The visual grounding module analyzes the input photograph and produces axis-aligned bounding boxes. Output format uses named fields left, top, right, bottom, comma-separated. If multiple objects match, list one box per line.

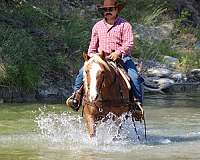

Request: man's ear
left=83, top=52, right=90, bottom=61
left=99, top=51, right=106, bottom=61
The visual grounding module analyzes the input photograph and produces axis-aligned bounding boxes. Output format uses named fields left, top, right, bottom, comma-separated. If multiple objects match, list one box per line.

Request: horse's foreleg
left=85, top=115, right=96, bottom=138
left=83, top=105, right=97, bottom=138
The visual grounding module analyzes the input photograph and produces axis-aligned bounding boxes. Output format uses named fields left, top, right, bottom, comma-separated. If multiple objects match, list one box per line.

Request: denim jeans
left=73, top=55, right=143, bottom=102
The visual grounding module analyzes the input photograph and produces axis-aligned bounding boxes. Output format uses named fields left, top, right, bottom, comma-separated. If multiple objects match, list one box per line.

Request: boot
left=134, top=101, right=144, bottom=121
left=66, top=86, right=84, bottom=111
left=131, top=98, right=144, bottom=121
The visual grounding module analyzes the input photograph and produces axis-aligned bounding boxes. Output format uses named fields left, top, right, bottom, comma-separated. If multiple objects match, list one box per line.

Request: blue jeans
left=73, top=55, right=143, bottom=102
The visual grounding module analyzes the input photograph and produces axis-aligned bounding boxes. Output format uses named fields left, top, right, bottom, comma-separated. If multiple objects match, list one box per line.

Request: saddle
left=108, top=59, right=131, bottom=90
left=72, top=59, right=144, bottom=121
left=107, top=59, right=144, bottom=121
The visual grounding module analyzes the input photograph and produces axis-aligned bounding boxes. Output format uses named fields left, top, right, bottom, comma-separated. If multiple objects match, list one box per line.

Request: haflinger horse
left=81, top=51, right=145, bottom=138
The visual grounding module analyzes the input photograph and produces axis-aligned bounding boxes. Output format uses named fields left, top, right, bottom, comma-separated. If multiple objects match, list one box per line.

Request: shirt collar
left=103, top=16, right=121, bottom=26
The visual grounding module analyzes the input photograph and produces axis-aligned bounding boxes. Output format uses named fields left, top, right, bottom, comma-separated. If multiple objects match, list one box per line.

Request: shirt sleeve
left=88, top=24, right=99, bottom=57
left=115, top=22, right=134, bottom=56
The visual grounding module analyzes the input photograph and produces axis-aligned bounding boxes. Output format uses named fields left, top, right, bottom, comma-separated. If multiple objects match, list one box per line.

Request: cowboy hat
left=97, top=0, right=127, bottom=12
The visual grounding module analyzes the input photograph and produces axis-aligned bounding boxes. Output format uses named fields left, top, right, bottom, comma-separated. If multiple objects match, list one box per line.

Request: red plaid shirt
left=88, top=17, right=134, bottom=57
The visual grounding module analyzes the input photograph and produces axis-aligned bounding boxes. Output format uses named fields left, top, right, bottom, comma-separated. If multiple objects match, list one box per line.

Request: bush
left=0, top=24, right=40, bottom=90
left=0, top=2, right=92, bottom=90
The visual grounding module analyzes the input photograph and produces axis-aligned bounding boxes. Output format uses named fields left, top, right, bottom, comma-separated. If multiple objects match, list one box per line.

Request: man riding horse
left=67, top=0, right=144, bottom=115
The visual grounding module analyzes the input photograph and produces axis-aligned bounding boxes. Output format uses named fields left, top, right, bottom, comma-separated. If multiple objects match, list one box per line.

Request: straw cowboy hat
left=97, top=0, right=127, bottom=12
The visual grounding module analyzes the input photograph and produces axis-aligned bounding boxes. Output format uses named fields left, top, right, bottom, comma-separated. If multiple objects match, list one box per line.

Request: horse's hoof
left=90, top=133, right=96, bottom=138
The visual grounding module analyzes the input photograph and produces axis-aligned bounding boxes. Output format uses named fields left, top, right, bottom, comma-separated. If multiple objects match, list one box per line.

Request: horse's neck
left=102, top=64, right=129, bottom=101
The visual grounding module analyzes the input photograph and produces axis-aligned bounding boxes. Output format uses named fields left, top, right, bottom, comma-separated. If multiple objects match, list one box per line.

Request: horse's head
left=83, top=52, right=112, bottom=102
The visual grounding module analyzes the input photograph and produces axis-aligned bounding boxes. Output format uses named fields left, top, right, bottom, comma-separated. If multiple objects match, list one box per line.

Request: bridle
left=82, top=59, right=147, bottom=142
left=83, top=61, right=131, bottom=112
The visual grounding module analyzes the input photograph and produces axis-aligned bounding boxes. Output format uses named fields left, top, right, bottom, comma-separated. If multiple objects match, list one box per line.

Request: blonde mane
left=83, top=54, right=109, bottom=94
left=83, top=54, right=110, bottom=72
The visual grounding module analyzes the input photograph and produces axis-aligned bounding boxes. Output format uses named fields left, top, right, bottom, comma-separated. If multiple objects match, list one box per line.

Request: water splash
left=35, top=109, right=87, bottom=143
left=35, top=108, right=147, bottom=151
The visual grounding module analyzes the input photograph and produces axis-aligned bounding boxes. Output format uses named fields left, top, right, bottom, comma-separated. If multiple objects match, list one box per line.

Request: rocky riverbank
left=1, top=1, right=200, bottom=104
left=1, top=56, right=200, bottom=104
left=138, top=57, right=200, bottom=94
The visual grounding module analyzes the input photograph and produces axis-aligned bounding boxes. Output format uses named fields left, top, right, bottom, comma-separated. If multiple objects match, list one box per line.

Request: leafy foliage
left=0, top=1, right=91, bottom=90
left=0, top=0, right=200, bottom=91
left=0, top=24, right=40, bottom=89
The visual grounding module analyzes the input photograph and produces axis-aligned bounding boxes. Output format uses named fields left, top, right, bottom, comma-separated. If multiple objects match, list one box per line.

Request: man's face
left=103, top=6, right=118, bottom=20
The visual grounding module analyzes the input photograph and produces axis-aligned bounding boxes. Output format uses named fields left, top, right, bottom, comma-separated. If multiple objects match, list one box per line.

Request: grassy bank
left=0, top=0, right=200, bottom=92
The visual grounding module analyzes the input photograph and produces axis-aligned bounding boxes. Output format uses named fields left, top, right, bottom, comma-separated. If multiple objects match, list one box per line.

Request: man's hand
left=107, top=52, right=121, bottom=61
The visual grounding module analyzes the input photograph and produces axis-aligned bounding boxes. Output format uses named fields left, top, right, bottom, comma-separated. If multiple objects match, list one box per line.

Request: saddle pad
left=109, top=61, right=131, bottom=90
left=118, top=67, right=131, bottom=90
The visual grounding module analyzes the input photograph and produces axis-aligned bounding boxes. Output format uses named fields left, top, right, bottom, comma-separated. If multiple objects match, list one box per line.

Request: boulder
left=0, top=98, right=4, bottom=104
left=147, top=68, right=172, bottom=77
left=134, top=23, right=173, bottom=42
left=153, top=78, right=175, bottom=90
left=163, top=56, right=179, bottom=68
left=188, top=69, right=200, bottom=81
left=170, top=73, right=186, bottom=82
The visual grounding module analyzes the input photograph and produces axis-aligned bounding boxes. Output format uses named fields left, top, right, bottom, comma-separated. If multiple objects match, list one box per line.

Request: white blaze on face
left=89, top=62, right=101, bottom=102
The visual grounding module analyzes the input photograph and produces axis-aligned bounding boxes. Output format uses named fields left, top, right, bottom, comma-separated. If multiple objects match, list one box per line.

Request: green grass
left=1, top=0, right=200, bottom=91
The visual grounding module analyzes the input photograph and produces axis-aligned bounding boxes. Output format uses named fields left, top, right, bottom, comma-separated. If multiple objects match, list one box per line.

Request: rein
left=83, top=60, right=131, bottom=112
left=82, top=56, right=147, bottom=142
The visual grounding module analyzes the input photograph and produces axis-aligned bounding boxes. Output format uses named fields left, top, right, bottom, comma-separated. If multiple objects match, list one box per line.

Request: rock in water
left=147, top=68, right=172, bottom=77
left=153, top=78, right=175, bottom=90
left=163, top=56, right=179, bottom=68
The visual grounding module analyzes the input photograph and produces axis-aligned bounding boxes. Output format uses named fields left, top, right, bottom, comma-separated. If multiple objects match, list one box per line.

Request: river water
left=0, top=91, right=200, bottom=160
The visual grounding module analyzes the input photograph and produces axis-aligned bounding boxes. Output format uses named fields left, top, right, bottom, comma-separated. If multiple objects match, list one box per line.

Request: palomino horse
left=82, top=52, right=144, bottom=138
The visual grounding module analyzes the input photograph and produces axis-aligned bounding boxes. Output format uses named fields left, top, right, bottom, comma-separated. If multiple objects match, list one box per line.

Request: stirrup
left=135, top=101, right=144, bottom=116
left=132, top=100, right=144, bottom=121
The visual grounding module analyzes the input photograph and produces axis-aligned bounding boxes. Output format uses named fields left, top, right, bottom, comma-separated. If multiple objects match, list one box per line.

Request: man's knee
left=128, top=69, right=139, bottom=81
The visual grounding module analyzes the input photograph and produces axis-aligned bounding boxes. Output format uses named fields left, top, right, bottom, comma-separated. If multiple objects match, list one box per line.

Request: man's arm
left=115, top=22, right=134, bottom=56
left=88, top=25, right=99, bottom=57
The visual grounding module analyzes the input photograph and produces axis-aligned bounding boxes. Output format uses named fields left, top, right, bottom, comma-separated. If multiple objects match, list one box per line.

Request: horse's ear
left=83, top=52, right=90, bottom=61
left=99, top=51, right=106, bottom=61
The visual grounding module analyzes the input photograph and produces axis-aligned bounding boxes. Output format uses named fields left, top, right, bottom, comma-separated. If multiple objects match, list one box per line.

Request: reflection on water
left=0, top=91, right=200, bottom=160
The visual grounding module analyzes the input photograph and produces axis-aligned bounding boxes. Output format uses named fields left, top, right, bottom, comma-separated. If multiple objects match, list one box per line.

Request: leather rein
left=82, top=61, right=132, bottom=112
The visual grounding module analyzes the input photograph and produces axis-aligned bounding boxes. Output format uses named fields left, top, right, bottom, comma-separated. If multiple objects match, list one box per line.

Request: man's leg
left=122, top=56, right=143, bottom=103
left=73, top=67, right=84, bottom=92
left=66, top=67, right=84, bottom=111
left=122, top=56, right=144, bottom=120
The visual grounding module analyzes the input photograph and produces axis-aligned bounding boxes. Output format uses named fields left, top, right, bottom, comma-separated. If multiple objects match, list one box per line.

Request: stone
left=170, top=73, right=185, bottom=82
left=163, top=56, right=179, bottom=68
left=134, top=23, right=173, bottom=42
left=190, top=69, right=200, bottom=80
left=147, top=68, right=172, bottom=77
left=0, top=98, right=4, bottom=104
left=153, top=78, right=175, bottom=89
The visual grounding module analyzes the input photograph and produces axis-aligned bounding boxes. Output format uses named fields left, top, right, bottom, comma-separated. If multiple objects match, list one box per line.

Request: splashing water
left=35, top=108, right=146, bottom=152
left=1, top=93, right=200, bottom=160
